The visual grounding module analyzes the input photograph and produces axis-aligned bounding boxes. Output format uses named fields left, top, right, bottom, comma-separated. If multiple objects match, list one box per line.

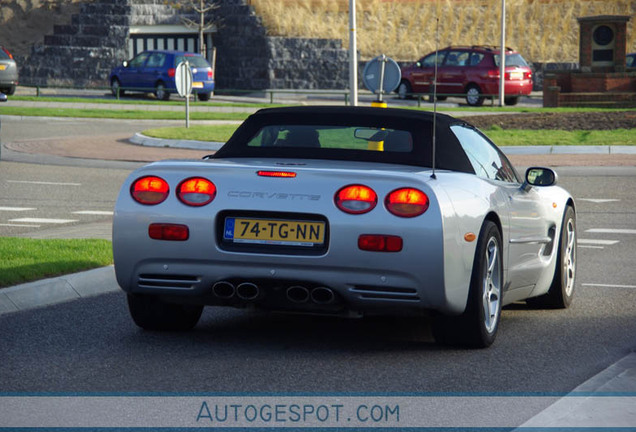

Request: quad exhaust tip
left=311, top=286, right=335, bottom=304
left=287, top=285, right=310, bottom=303
left=236, top=282, right=260, bottom=300
left=212, top=281, right=235, bottom=299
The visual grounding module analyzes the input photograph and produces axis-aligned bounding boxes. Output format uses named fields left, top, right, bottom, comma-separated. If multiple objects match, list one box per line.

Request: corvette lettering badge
left=227, top=191, right=320, bottom=201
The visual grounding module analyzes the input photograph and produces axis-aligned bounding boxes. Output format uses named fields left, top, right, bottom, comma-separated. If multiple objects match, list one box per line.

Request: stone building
left=19, top=0, right=349, bottom=91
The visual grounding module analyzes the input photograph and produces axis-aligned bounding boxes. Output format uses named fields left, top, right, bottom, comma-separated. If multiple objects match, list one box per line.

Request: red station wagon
left=398, top=46, right=533, bottom=106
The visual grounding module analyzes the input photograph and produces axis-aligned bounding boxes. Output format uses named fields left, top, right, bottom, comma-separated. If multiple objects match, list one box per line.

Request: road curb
left=0, top=266, right=119, bottom=316
left=130, top=132, right=224, bottom=151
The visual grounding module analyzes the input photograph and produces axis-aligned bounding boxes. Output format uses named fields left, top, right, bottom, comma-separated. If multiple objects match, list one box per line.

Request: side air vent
left=350, top=285, right=420, bottom=301
left=138, top=274, right=200, bottom=289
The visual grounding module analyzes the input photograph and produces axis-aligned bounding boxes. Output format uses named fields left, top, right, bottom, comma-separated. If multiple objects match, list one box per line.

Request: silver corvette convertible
left=113, top=106, right=576, bottom=348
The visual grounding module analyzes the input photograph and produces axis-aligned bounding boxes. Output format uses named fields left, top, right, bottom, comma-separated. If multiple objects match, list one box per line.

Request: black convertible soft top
left=211, top=106, right=475, bottom=173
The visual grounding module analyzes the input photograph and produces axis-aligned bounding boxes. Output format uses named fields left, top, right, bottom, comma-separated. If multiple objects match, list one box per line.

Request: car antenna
left=431, top=17, right=439, bottom=180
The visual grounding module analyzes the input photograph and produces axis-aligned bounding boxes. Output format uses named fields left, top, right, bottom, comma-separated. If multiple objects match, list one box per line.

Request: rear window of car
left=246, top=125, right=413, bottom=153
left=176, top=55, right=210, bottom=68
left=0, top=49, right=10, bottom=60
left=493, top=53, right=529, bottom=67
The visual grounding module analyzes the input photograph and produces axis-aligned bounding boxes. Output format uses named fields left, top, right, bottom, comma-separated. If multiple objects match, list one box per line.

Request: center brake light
left=385, top=188, right=429, bottom=218
left=178, top=177, right=216, bottom=206
left=335, top=184, right=377, bottom=214
left=131, top=176, right=169, bottom=205
left=257, top=170, right=297, bottom=178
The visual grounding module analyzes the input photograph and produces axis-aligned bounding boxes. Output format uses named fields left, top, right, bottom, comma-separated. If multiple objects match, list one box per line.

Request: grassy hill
left=250, top=0, right=636, bottom=62
left=2, top=0, right=634, bottom=64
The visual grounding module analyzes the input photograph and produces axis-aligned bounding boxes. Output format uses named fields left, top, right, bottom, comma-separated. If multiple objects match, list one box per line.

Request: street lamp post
left=499, top=0, right=506, bottom=107
left=349, top=0, right=358, bottom=106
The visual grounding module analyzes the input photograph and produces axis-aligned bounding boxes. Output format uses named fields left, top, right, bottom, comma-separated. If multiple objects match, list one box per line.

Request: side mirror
left=523, top=167, right=557, bottom=190
left=0, top=93, right=7, bottom=103
left=416, top=61, right=422, bottom=68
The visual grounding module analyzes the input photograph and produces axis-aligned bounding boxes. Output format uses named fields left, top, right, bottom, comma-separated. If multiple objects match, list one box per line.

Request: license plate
left=224, top=217, right=325, bottom=246
left=192, top=81, right=203, bottom=88
left=0, top=65, right=6, bottom=71
left=509, top=71, right=523, bottom=80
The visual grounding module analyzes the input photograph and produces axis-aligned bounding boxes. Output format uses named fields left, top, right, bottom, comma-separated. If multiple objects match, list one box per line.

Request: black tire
left=504, top=96, right=519, bottom=106
left=5, top=85, right=15, bottom=96
left=197, top=92, right=211, bottom=101
left=436, top=95, right=447, bottom=101
left=155, top=82, right=170, bottom=101
left=110, top=78, right=124, bottom=97
left=433, top=220, right=503, bottom=348
left=397, top=80, right=412, bottom=100
left=127, top=294, right=203, bottom=331
left=527, top=206, right=576, bottom=309
left=465, top=84, right=484, bottom=106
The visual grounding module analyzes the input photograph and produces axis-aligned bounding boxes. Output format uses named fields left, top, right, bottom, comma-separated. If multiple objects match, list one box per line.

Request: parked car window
left=468, top=52, right=485, bottom=66
left=146, top=53, right=166, bottom=68
left=451, top=125, right=519, bottom=183
left=419, top=51, right=446, bottom=67
left=129, top=52, right=149, bottom=68
left=445, top=51, right=470, bottom=66
left=175, top=55, right=210, bottom=68
left=493, top=53, right=529, bottom=67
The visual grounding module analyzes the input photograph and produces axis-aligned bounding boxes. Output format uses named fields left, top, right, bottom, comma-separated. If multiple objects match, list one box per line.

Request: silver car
left=0, top=46, right=18, bottom=95
left=113, top=106, right=576, bottom=348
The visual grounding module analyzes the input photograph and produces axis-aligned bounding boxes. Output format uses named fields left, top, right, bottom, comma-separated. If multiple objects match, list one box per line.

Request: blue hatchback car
left=109, top=50, right=215, bottom=101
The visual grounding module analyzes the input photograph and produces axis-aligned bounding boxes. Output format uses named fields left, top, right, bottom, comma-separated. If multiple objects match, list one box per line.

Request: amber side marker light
left=257, top=171, right=297, bottom=178
left=464, top=232, right=477, bottom=242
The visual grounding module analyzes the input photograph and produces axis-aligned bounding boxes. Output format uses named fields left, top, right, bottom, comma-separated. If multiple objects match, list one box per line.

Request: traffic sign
left=175, top=61, right=193, bottom=98
left=363, top=55, right=401, bottom=97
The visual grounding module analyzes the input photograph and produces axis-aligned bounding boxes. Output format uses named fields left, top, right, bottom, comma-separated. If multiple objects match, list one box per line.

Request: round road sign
left=363, top=55, right=401, bottom=94
left=175, top=61, right=193, bottom=98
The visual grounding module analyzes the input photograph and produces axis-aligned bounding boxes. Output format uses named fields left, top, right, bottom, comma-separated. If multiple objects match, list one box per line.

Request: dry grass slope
left=250, top=0, right=636, bottom=62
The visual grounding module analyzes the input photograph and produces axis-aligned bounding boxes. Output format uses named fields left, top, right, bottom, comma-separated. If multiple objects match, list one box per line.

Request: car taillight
left=168, top=68, right=176, bottom=77
left=208, top=69, right=214, bottom=80
left=385, top=188, right=429, bottom=218
left=257, top=170, right=296, bottom=178
left=149, top=223, right=189, bottom=241
left=358, top=234, right=403, bottom=252
left=487, top=69, right=500, bottom=79
left=2, top=47, right=13, bottom=59
left=131, top=176, right=169, bottom=205
left=525, top=71, right=532, bottom=80
left=177, top=177, right=216, bottom=206
left=335, top=185, right=377, bottom=214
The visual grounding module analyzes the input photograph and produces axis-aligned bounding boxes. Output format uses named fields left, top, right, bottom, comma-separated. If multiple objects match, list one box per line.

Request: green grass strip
left=0, top=106, right=250, bottom=121
left=0, top=238, right=113, bottom=288
left=482, top=127, right=636, bottom=146
left=11, top=95, right=280, bottom=108
left=140, top=124, right=636, bottom=146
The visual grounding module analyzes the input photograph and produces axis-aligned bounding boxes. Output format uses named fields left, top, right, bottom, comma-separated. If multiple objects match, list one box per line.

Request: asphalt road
left=1, top=114, right=635, bottom=431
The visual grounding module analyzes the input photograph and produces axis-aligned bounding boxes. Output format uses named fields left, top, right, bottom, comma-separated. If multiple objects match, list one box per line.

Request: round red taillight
left=335, top=184, right=377, bottom=214
left=385, top=188, right=429, bottom=217
left=177, top=177, right=216, bottom=206
left=131, top=176, right=169, bottom=205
